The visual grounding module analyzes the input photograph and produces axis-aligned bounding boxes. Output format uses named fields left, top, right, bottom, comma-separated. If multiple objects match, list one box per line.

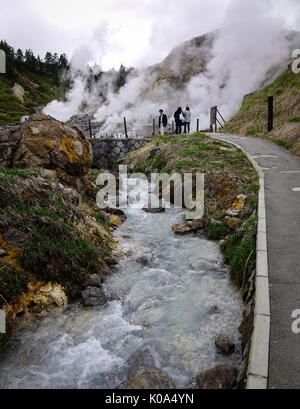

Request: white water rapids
left=0, top=190, right=243, bottom=389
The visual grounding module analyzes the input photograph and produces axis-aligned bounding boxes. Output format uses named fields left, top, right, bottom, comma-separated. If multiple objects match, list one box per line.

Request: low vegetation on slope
left=0, top=167, right=121, bottom=355
left=223, top=68, right=300, bottom=156
left=124, top=133, right=259, bottom=294
left=0, top=40, right=70, bottom=125
left=0, top=114, right=125, bottom=357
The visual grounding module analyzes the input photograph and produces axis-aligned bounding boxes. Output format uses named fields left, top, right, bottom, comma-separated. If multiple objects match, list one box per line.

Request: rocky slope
left=0, top=114, right=124, bottom=356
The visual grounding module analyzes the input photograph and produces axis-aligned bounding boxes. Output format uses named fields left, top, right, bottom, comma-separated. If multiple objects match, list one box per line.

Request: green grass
left=245, top=125, right=262, bottom=136
left=0, top=261, right=27, bottom=304
left=243, top=183, right=260, bottom=193
left=289, top=116, right=300, bottom=123
left=221, top=216, right=258, bottom=289
left=206, top=221, right=229, bottom=240
left=151, top=154, right=167, bottom=171
left=22, top=221, right=99, bottom=299
left=0, top=69, right=64, bottom=125
left=92, top=212, right=107, bottom=225
left=0, top=168, right=38, bottom=179
left=81, top=194, right=95, bottom=207
left=275, top=139, right=295, bottom=149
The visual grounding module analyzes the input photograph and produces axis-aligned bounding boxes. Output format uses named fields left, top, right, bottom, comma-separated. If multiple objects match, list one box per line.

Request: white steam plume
left=43, top=0, right=299, bottom=133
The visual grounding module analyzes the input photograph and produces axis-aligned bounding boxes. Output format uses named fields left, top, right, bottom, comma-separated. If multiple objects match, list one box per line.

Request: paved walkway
left=208, top=133, right=300, bottom=389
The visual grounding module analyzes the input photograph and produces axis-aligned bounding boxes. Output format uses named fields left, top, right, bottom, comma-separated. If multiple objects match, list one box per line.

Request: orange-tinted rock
left=0, top=114, right=93, bottom=191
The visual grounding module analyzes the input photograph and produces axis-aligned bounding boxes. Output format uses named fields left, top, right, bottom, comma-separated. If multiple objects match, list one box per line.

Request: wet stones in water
left=136, top=255, right=151, bottom=266
left=110, top=251, right=126, bottom=264
left=127, top=346, right=160, bottom=377
left=215, top=335, right=235, bottom=356
left=172, top=223, right=192, bottom=235
left=81, top=286, right=107, bottom=307
left=143, top=207, right=165, bottom=213
left=116, top=366, right=176, bottom=389
left=105, top=208, right=127, bottom=223
left=191, top=218, right=207, bottom=231
left=195, top=365, right=237, bottom=389
left=84, top=274, right=103, bottom=289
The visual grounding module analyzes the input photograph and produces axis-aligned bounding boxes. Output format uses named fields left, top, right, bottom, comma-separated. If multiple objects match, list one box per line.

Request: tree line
left=0, top=39, right=70, bottom=85
left=0, top=39, right=134, bottom=96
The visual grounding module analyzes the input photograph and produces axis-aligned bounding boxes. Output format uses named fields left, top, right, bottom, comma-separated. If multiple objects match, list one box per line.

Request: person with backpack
left=174, top=107, right=184, bottom=134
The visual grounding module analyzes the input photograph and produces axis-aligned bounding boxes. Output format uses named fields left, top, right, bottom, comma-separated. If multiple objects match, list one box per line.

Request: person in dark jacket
left=174, top=107, right=183, bottom=134
left=159, top=109, right=168, bottom=135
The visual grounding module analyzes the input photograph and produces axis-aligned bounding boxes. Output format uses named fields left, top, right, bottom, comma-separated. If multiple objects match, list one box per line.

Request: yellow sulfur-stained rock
left=3, top=282, right=68, bottom=320
left=110, top=215, right=123, bottom=228
left=34, top=283, right=68, bottom=307
left=0, top=114, right=93, bottom=192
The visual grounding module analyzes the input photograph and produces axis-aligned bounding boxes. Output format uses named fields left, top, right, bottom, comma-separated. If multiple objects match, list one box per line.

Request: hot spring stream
left=0, top=205, right=243, bottom=389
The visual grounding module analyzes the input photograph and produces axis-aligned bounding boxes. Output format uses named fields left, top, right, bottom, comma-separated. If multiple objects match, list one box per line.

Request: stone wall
left=91, top=138, right=150, bottom=170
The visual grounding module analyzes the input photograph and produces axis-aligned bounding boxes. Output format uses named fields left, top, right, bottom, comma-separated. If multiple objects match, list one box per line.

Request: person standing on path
left=174, top=107, right=184, bottom=134
left=159, top=109, right=168, bottom=135
left=183, top=107, right=191, bottom=134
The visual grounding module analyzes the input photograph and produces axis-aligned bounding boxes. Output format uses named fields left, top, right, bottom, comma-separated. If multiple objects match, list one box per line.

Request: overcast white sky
left=0, top=0, right=299, bottom=70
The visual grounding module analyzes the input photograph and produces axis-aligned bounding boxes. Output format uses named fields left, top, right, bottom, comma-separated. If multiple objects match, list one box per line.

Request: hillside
left=0, top=114, right=124, bottom=356
left=141, top=32, right=216, bottom=102
left=223, top=68, right=300, bottom=156
left=0, top=40, right=70, bottom=126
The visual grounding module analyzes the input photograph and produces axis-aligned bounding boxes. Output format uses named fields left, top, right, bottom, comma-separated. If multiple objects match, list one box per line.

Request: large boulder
left=116, top=366, right=176, bottom=389
left=0, top=114, right=93, bottom=191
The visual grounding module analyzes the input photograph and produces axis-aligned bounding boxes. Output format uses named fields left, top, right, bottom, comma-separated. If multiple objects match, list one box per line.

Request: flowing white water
left=0, top=205, right=243, bottom=389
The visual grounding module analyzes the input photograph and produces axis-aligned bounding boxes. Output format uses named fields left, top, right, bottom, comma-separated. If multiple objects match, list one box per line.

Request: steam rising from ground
left=44, top=0, right=299, bottom=135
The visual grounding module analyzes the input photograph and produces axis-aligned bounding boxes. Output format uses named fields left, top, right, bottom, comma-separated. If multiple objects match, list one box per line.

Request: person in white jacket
left=183, top=107, right=191, bottom=134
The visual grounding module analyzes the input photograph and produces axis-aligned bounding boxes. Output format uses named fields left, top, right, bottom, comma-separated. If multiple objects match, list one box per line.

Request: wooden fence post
left=268, top=96, right=274, bottom=132
left=153, top=118, right=155, bottom=137
left=197, top=118, right=199, bottom=132
left=88, top=120, right=92, bottom=139
left=124, top=117, right=128, bottom=138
